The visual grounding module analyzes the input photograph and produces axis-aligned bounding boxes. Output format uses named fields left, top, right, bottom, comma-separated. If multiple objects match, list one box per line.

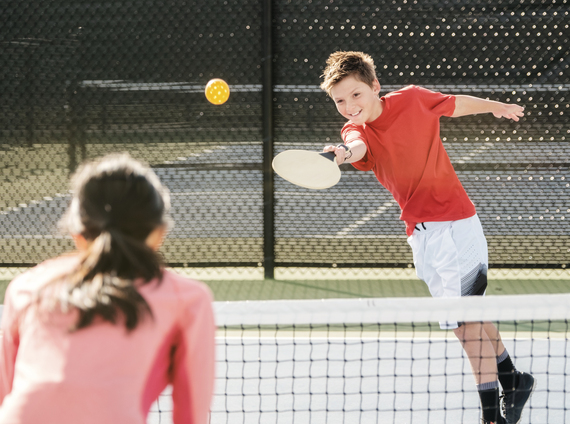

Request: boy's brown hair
left=320, top=51, right=377, bottom=96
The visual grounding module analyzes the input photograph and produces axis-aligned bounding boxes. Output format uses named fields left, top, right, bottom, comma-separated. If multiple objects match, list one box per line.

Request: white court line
left=221, top=335, right=460, bottom=340
left=274, top=192, right=380, bottom=196
left=170, top=193, right=261, bottom=196
left=336, top=202, right=395, bottom=236
left=79, top=81, right=570, bottom=93
left=0, top=235, right=68, bottom=239
left=157, top=145, right=229, bottom=164
left=219, top=333, right=560, bottom=340
left=453, top=141, right=498, bottom=164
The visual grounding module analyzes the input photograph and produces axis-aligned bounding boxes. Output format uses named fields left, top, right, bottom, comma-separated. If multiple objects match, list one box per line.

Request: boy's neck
left=366, top=97, right=384, bottom=123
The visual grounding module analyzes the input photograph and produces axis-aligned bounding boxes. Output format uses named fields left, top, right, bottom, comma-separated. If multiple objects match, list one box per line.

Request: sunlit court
left=0, top=0, right=569, bottom=423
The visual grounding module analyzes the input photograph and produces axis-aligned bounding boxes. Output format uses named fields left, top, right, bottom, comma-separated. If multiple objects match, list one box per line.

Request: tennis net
left=149, top=293, right=570, bottom=424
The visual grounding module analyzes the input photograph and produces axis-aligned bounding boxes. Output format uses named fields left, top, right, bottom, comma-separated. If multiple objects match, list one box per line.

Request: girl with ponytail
left=0, top=154, right=215, bottom=424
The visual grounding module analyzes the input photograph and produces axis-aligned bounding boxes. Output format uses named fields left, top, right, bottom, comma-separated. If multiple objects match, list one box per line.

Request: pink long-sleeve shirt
left=0, top=255, right=216, bottom=424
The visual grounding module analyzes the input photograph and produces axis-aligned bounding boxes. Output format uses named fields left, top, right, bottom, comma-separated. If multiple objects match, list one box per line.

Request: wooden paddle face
left=272, top=150, right=341, bottom=189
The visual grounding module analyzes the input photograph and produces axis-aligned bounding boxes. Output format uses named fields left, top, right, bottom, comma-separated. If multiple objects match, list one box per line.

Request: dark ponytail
left=51, top=154, right=171, bottom=331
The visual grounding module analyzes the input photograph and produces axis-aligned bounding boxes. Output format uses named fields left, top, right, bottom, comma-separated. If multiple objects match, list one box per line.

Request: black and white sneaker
left=501, top=371, right=536, bottom=424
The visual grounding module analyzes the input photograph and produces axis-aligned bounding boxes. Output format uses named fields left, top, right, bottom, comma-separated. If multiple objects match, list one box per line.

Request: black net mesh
left=0, top=0, right=568, bottom=271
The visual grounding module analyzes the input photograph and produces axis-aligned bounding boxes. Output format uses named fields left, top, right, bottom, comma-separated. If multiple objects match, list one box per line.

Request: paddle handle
left=319, top=151, right=337, bottom=163
left=320, top=145, right=351, bottom=165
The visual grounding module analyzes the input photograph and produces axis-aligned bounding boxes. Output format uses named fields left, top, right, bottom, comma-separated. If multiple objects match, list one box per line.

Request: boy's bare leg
left=453, top=322, right=498, bottom=384
left=455, top=321, right=505, bottom=422
left=483, top=321, right=506, bottom=356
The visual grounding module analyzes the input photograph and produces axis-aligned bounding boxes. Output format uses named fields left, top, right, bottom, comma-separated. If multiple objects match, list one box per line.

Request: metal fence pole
left=261, top=0, right=275, bottom=279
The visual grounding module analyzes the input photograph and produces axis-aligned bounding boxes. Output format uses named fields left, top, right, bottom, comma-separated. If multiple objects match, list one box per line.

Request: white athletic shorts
left=406, top=214, right=489, bottom=330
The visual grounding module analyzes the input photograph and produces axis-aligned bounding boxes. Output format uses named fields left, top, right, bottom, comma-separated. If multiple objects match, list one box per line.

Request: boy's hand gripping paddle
left=271, top=150, right=342, bottom=190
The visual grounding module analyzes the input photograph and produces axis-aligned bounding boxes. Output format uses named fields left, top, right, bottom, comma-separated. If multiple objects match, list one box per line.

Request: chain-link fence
left=1, top=0, right=568, bottom=277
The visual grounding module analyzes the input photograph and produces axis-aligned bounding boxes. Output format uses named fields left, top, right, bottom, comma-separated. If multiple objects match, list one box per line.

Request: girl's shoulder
left=4, top=254, right=80, bottom=312
left=10, top=254, right=78, bottom=289
left=145, top=269, right=214, bottom=304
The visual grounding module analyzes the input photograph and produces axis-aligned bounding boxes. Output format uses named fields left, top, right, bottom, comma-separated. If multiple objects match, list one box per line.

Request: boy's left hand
left=493, top=103, right=525, bottom=121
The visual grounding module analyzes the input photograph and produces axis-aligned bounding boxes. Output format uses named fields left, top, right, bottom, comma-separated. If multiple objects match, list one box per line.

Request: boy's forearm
left=451, top=95, right=525, bottom=121
left=452, top=95, right=503, bottom=117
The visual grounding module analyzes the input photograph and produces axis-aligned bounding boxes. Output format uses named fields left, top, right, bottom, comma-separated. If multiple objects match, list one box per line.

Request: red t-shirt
left=342, top=85, right=476, bottom=236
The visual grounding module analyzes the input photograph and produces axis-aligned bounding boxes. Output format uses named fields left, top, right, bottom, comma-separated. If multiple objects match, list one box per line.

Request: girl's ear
left=146, top=226, right=167, bottom=251
left=72, top=234, right=90, bottom=251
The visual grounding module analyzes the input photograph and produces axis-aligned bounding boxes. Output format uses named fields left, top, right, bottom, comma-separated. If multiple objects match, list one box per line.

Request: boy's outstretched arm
left=451, top=95, right=525, bottom=121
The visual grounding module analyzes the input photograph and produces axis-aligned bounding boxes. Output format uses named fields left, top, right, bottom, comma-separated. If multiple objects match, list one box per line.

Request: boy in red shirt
left=321, top=51, right=533, bottom=424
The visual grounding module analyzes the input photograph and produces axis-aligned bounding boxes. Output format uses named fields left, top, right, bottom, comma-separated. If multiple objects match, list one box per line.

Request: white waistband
left=413, top=220, right=454, bottom=233
left=413, top=214, right=479, bottom=234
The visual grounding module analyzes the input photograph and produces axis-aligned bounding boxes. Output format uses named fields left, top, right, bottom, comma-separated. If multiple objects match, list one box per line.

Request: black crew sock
left=478, top=381, right=501, bottom=422
left=497, top=350, right=519, bottom=393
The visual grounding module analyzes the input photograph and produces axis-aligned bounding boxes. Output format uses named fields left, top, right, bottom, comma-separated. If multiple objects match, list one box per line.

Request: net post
left=24, top=45, right=36, bottom=148
left=66, top=29, right=84, bottom=174
left=261, top=0, right=275, bottom=279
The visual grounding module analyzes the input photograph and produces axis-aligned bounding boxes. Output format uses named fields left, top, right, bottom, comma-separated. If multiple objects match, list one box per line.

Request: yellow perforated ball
left=205, top=79, right=230, bottom=105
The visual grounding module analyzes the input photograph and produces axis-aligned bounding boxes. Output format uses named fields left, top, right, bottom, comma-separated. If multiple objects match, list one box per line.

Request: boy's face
left=330, top=75, right=382, bottom=125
